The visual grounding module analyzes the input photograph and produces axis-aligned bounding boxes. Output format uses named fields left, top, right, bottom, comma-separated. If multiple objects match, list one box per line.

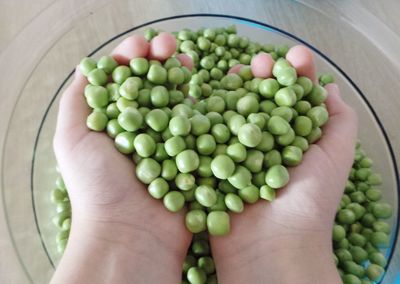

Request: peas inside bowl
left=1, top=15, right=398, bottom=284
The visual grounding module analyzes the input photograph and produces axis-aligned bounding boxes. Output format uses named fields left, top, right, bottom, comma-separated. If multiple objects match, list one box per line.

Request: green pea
left=163, top=191, right=185, bottom=212
left=282, top=145, right=303, bottom=166
left=239, top=185, right=259, bottom=204
left=338, top=209, right=357, bottom=224
left=196, top=156, right=213, bottom=178
left=144, top=109, right=168, bottom=132
left=194, top=134, right=215, bottom=155
left=306, top=127, right=322, bottom=143
left=367, top=173, right=382, bottom=185
left=87, top=68, right=108, bottom=86
left=265, top=165, right=289, bottom=189
left=136, top=158, right=161, bottom=184
left=272, top=58, right=291, bottom=77
left=133, top=134, right=156, bottom=158
left=148, top=177, right=169, bottom=199
left=263, top=150, right=282, bottom=168
left=220, top=74, right=243, bottom=90
left=332, top=224, right=346, bottom=242
left=319, top=73, right=334, bottom=86
left=207, top=211, right=230, bottom=236
left=114, top=132, right=136, bottom=154
left=195, top=185, right=217, bottom=207
left=276, top=67, right=297, bottom=87
left=97, top=55, right=118, bottom=74
left=168, top=115, right=191, bottom=136
left=349, top=246, right=368, bottom=264
left=112, top=65, right=132, bottom=84
left=187, top=267, right=207, bottom=284
left=307, top=106, right=329, bottom=127
left=227, top=114, right=246, bottom=135
left=117, top=107, right=143, bottom=132
left=369, top=252, right=387, bottom=267
left=226, top=143, right=247, bottom=163
left=366, top=264, right=384, bottom=282
left=341, top=274, right=362, bottom=284
left=296, top=76, right=313, bottom=95
left=294, top=100, right=312, bottom=115
left=86, top=111, right=108, bottom=131
left=106, top=102, right=120, bottom=119
left=228, top=165, right=252, bottom=190
left=308, top=85, right=328, bottom=105
left=260, top=185, right=276, bottom=201
left=206, top=96, right=226, bottom=113
left=190, top=114, right=211, bottom=136
left=119, top=77, right=140, bottom=100
left=185, top=210, right=207, bottom=233
left=372, top=202, right=392, bottom=219
left=130, top=57, right=149, bottom=76
left=210, top=155, right=235, bottom=179
left=147, top=64, right=167, bottom=84
left=294, top=116, right=313, bottom=136
left=236, top=96, right=259, bottom=117
left=164, top=136, right=186, bottom=157
left=79, top=57, right=97, bottom=76
left=198, top=256, right=215, bottom=275
left=238, top=123, right=262, bottom=148
left=291, top=136, right=309, bottom=152
left=243, top=150, right=264, bottom=173
left=161, top=159, right=178, bottom=181
left=176, top=150, right=200, bottom=173
left=370, top=231, right=389, bottom=248
left=85, top=85, right=109, bottom=108
left=175, top=173, right=196, bottom=191
left=183, top=255, right=197, bottom=273
left=267, top=116, right=290, bottom=135
left=254, top=132, right=275, bottom=152
left=106, top=119, right=124, bottom=138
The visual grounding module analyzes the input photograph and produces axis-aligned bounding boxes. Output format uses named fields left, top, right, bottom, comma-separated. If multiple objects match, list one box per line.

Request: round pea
left=118, top=107, right=143, bottom=132
left=207, top=211, right=230, bottom=236
left=185, top=210, right=207, bottom=233
left=163, top=191, right=185, bottom=212
left=136, top=158, right=161, bottom=184
left=195, top=185, right=217, bottom=207
left=238, top=123, right=262, bottom=148
left=148, top=177, right=169, bottom=199
left=176, top=150, right=200, bottom=173
left=265, top=165, right=289, bottom=189
left=211, top=155, right=235, bottom=180
left=133, top=134, right=156, bottom=158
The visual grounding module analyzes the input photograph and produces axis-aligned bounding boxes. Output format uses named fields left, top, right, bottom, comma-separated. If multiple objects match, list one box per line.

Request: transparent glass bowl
left=1, top=15, right=398, bottom=283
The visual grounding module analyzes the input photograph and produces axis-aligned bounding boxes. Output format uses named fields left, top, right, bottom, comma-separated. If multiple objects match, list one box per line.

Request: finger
left=111, top=34, right=150, bottom=65
left=176, top=53, right=194, bottom=71
left=54, top=68, right=90, bottom=150
left=317, top=83, right=358, bottom=172
left=250, top=52, right=274, bottom=78
left=148, top=32, right=177, bottom=61
left=286, top=45, right=316, bottom=82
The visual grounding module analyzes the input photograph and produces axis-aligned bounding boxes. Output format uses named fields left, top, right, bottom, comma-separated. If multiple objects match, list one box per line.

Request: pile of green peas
left=50, top=26, right=393, bottom=284
left=335, top=142, right=393, bottom=284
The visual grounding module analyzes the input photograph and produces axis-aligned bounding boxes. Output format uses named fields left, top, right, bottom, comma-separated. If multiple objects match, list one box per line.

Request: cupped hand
left=52, top=33, right=191, bottom=284
left=211, top=46, right=358, bottom=284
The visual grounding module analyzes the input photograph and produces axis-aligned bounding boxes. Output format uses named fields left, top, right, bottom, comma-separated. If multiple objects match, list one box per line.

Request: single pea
left=308, top=85, right=328, bottom=105
left=172, top=103, right=193, bottom=118
left=272, top=58, right=291, bottom=77
left=263, top=150, right=282, bottom=168
left=239, top=185, right=259, bottom=204
left=342, top=261, right=365, bottom=278
left=332, top=224, right=346, bottom=242
left=190, top=114, right=211, bottom=136
left=207, top=211, right=230, bottom=236
left=106, top=119, right=124, bottom=138
left=147, top=64, right=167, bottom=85
left=370, top=231, right=389, bottom=248
left=136, top=158, right=161, bottom=184
left=196, top=134, right=216, bottom=155
left=265, top=165, right=289, bottom=189
left=116, top=97, right=138, bottom=112
left=307, top=106, right=329, bottom=127
left=368, top=173, right=382, bottom=185
left=247, top=113, right=267, bottom=130
left=87, top=68, right=108, bottom=86
left=114, top=132, right=136, bottom=154
left=348, top=232, right=367, bottom=247
left=163, top=191, right=185, bottom=212
left=349, top=246, right=368, bottom=264
left=259, top=184, right=276, bottom=201
left=282, top=145, right=303, bottom=166
left=220, top=73, right=243, bottom=90
left=306, top=127, right=322, bottom=143
left=258, top=78, right=279, bottom=98
left=164, top=136, right=186, bottom=157
left=319, top=73, right=334, bottom=86
left=197, top=256, right=215, bottom=275
left=224, top=193, right=244, bottom=213
left=341, top=274, right=362, bottom=284
left=187, top=267, right=207, bottom=284
left=294, top=116, right=313, bottom=136
left=259, top=100, right=277, bottom=114
left=267, top=116, right=290, bottom=135
left=86, top=111, right=108, bottom=131
left=150, top=86, right=169, bottom=107
left=85, top=85, right=109, bottom=108
left=372, top=202, right=393, bottom=219
left=106, top=102, right=120, bottom=119
left=206, top=96, right=226, bottom=113
left=294, top=100, right=312, bottom=115
left=117, top=107, right=143, bottom=132
left=175, top=173, right=196, bottom=191
left=254, top=132, right=275, bottom=152
left=369, top=252, right=387, bottom=267
left=338, top=209, right=357, bottom=224
left=366, top=264, right=384, bottom=282
left=195, top=185, right=217, bottom=207
left=271, top=106, right=293, bottom=122
left=119, top=77, right=140, bottom=100
left=211, top=155, right=235, bottom=179
left=164, top=57, right=181, bottom=69
left=236, top=96, right=259, bottom=117
left=210, top=124, right=230, bottom=144
left=228, top=165, right=252, bottom=190
left=185, top=210, right=207, bottom=233
left=176, top=150, right=200, bottom=173
left=276, top=67, right=297, bottom=87
left=228, top=114, right=246, bottom=136
left=161, top=159, right=178, bottom=181
left=112, top=65, right=132, bottom=84
left=243, top=150, right=264, bottom=173
left=133, top=134, right=156, bottom=158
left=79, top=57, right=97, bottom=76
left=148, top=177, right=169, bottom=199
left=291, top=136, right=309, bottom=152
left=197, top=156, right=213, bottom=178
left=296, top=76, right=313, bottom=95
left=226, top=143, right=247, bottom=163
left=129, top=57, right=149, bottom=76
left=238, top=123, right=262, bottom=148
left=168, top=115, right=191, bottom=136
left=144, top=109, right=169, bottom=132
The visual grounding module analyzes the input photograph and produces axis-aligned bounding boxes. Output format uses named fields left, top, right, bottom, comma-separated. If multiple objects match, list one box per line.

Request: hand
left=51, top=33, right=191, bottom=284
left=210, top=46, right=358, bottom=284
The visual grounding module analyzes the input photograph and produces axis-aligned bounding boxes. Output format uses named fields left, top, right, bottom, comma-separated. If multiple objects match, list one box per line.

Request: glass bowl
left=1, top=14, right=398, bottom=284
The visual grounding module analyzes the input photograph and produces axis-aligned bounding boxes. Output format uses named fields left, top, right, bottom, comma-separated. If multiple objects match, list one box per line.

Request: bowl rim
left=1, top=13, right=399, bottom=282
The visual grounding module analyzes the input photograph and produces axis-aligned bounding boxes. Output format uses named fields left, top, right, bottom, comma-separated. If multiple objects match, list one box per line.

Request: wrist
left=52, top=218, right=186, bottom=284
